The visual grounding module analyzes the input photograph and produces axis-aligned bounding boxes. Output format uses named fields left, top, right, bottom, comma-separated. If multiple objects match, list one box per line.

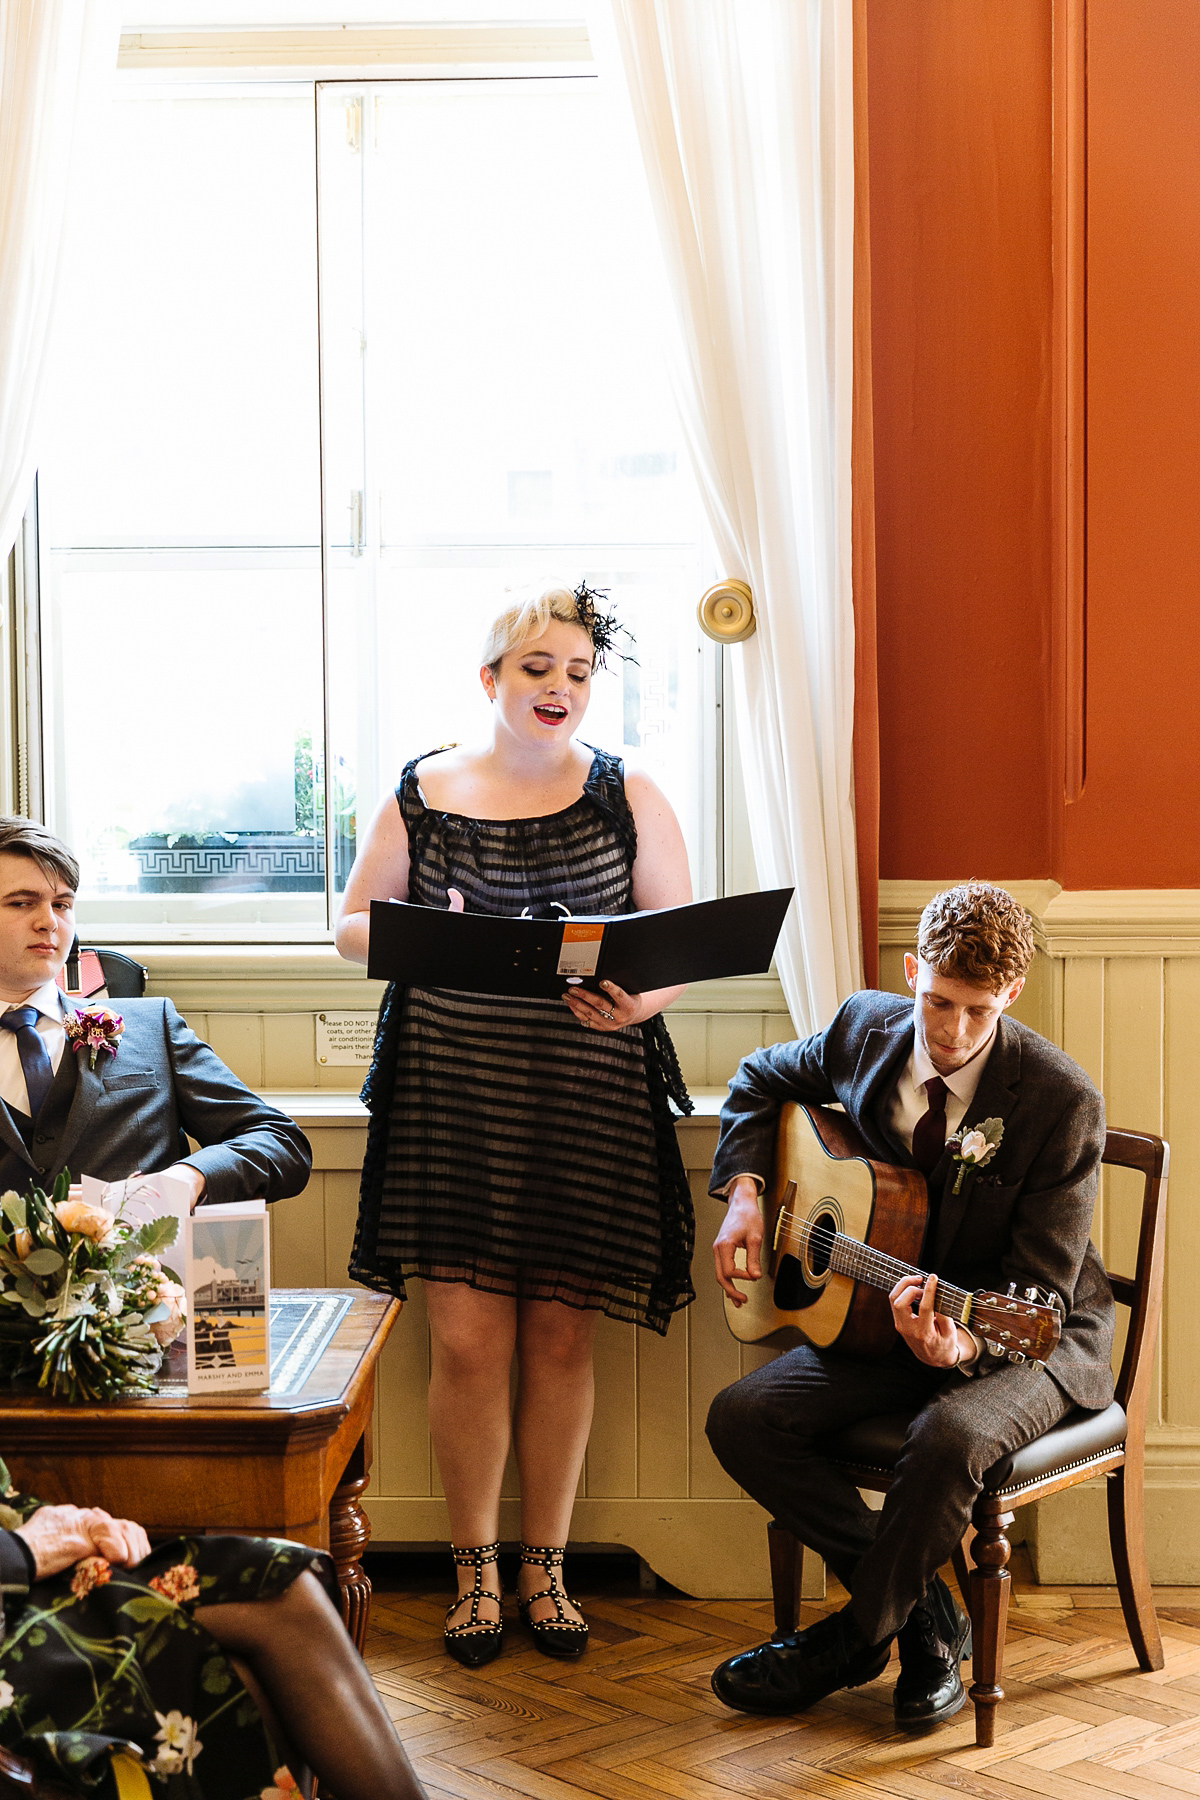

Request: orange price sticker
left=556, top=921, right=606, bottom=978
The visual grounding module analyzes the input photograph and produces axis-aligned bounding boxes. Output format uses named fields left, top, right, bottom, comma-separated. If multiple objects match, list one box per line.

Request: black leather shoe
left=893, top=1577, right=972, bottom=1729
left=711, top=1607, right=893, bottom=1716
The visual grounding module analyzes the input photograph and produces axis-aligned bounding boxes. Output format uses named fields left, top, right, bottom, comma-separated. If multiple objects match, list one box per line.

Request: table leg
left=330, top=1460, right=372, bottom=1652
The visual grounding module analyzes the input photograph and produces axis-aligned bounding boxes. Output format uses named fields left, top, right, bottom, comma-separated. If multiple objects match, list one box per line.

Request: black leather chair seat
left=829, top=1399, right=1128, bottom=1493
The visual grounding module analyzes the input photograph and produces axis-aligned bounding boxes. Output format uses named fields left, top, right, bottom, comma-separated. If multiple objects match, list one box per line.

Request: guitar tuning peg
left=1006, top=1282, right=1016, bottom=1297
left=1024, top=1286, right=1038, bottom=1302
left=1009, top=1350, right=1027, bottom=1365
left=985, top=1339, right=1002, bottom=1356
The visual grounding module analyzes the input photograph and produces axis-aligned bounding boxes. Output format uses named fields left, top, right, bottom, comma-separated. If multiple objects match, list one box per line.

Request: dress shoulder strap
left=582, top=745, right=638, bottom=866
left=394, top=747, right=455, bottom=829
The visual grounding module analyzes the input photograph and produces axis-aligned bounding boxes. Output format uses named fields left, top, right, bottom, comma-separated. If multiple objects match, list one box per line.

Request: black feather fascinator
left=572, top=581, right=638, bottom=670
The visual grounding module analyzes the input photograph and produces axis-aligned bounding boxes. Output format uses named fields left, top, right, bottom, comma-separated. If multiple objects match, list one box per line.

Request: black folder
left=367, top=887, right=794, bottom=999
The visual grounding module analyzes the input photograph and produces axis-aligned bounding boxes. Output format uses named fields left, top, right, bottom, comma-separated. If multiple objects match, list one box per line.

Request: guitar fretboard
left=774, top=1212, right=972, bottom=1325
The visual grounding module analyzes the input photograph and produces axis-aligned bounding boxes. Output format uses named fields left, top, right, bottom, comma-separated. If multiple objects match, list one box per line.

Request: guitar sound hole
left=774, top=1207, right=838, bottom=1311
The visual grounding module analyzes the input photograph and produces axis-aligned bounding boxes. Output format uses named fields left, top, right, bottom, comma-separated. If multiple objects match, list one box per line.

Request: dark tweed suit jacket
left=711, top=991, right=1114, bottom=1410
left=0, top=998, right=311, bottom=1206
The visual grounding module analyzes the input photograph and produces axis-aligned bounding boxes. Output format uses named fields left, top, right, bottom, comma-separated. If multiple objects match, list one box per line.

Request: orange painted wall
left=869, top=0, right=1054, bottom=880
left=868, top=0, right=1200, bottom=887
left=1063, top=0, right=1200, bottom=888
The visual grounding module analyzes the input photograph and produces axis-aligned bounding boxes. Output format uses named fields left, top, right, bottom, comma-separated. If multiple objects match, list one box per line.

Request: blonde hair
left=917, top=882, right=1036, bottom=993
left=481, top=587, right=596, bottom=672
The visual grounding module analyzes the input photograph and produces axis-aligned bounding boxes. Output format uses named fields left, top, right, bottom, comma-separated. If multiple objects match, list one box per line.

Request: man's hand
left=713, top=1179, right=764, bottom=1304
left=16, top=1505, right=151, bottom=1578
left=125, top=1164, right=207, bottom=1214
left=890, top=1272, right=971, bottom=1368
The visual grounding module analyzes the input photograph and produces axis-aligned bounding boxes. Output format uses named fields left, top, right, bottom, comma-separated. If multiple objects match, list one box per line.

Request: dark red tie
left=911, top=1076, right=949, bottom=1176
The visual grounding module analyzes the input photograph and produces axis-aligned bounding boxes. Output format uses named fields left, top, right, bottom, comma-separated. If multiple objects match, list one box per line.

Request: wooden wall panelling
left=587, top=1315, right=639, bottom=1498
left=204, top=1013, right=264, bottom=1087
left=1164, top=959, right=1200, bottom=1428
left=664, top=1012, right=706, bottom=1087
left=262, top=1012, right=318, bottom=1087
left=688, top=1179, right=744, bottom=1502
left=1099, top=956, right=1164, bottom=1422
left=274, top=1104, right=815, bottom=1597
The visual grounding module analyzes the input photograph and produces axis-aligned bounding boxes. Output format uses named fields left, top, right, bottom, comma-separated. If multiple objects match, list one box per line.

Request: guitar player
left=706, top=881, right=1112, bottom=1728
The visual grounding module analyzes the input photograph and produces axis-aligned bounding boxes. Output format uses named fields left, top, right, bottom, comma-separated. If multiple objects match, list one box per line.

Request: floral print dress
left=0, top=1467, right=339, bottom=1798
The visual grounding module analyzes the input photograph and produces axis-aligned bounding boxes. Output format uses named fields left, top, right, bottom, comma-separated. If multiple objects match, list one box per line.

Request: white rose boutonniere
left=949, top=1117, right=1004, bottom=1194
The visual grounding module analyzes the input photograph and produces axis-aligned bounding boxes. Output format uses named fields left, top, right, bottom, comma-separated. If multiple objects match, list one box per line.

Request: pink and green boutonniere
left=948, top=1117, right=1003, bottom=1194
left=65, top=1008, right=124, bottom=1071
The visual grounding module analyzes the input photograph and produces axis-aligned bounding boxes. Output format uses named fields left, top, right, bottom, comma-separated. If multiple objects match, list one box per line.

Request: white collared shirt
left=885, top=1022, right=996, bottom=1159
left=0, top=980, right=68, bottom=1117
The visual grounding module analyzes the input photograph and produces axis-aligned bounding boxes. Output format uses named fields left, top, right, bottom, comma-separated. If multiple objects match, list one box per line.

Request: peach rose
left=54, top=1198, right=115, bottom=1243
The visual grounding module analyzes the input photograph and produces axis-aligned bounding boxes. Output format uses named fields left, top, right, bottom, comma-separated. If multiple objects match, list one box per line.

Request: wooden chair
left=767, top=1126, right=1168, bottom=1747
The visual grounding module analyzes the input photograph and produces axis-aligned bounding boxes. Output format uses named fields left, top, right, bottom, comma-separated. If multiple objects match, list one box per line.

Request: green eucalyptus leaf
left=0, top=1195, right=25, bottom=1232
left=19, top=1294, right=46, bottom=1318
left=22, top=1249, right=63, bottom=1276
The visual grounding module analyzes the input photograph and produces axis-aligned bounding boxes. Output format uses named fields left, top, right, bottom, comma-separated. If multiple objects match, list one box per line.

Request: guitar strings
left=773, top=1213, right=972, bottom=1323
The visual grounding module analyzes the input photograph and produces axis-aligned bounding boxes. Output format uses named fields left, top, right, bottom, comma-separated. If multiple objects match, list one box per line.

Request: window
left=37, top=60, right=716, bottom=936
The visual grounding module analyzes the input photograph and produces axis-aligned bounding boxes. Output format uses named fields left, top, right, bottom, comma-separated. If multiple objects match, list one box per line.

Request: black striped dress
left=350, top=747, right=695, bottom=1334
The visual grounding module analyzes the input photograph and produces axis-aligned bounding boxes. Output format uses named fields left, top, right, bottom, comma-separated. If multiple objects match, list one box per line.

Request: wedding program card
left=185, top=1201, right=271, bottom=1394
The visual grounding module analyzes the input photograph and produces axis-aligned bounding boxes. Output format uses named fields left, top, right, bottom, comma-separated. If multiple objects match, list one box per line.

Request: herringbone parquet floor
left=362, top=1554, right=1200, bottom=1800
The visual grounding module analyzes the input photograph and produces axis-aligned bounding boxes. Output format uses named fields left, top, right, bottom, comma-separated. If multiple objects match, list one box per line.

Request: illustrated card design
left=185, top=1201, right=271, bottom=1393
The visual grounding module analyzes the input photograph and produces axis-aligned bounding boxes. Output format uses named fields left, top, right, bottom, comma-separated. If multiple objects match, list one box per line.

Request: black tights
left=195, top=1571, right=424, bottom=1800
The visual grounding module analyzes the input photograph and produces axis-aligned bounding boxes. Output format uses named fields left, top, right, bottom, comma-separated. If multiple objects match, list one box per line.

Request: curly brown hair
left=916, top=882, right=1035, bottom=993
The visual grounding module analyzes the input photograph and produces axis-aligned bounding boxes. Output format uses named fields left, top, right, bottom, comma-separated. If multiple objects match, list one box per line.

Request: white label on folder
left=556, top=921, right=605, bottom=978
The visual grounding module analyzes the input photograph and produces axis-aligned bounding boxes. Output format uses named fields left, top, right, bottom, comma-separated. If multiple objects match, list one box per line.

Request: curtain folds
left=851, top=0, right=880, bottom=989
left=600, top=0, right=863, bottom=1037
left=0, top=1, right=118, bottom=561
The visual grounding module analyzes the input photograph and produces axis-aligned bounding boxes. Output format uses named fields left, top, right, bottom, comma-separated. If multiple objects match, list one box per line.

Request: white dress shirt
left=0, top=980, right=68, bottom=1117
left=884, top=1027, right=995, bottom=1158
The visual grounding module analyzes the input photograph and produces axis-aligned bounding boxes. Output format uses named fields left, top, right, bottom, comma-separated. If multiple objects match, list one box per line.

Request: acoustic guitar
left=722, top=1103, right=1064, bottom=1368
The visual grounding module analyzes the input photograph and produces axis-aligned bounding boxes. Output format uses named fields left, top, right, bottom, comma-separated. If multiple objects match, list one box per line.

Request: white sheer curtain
left=0, top=1, right=118, bottom=561
left=593, top=0, right=860, bottom=1036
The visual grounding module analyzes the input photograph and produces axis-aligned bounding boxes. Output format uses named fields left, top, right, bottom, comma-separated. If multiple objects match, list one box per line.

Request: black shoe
left=517, top=1543, right=589, bottom=1659
left=711, top=1607, right=893, bottom=1716
left=893, top=1576, right=972, bottom=1729
left=444, top=1542, right=505, bottom=1669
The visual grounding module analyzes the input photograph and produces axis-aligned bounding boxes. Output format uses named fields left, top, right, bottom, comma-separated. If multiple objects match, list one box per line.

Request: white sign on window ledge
left=315, top=1011, right=377, bottom=1065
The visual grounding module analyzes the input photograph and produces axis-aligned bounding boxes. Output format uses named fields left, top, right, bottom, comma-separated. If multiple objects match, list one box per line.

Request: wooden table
left=0, top=1289, right=401, bottom=1651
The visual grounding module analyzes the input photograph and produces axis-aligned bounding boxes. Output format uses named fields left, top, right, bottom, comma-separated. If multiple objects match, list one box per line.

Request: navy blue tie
left=0, top=1008, right=54, bottom=1118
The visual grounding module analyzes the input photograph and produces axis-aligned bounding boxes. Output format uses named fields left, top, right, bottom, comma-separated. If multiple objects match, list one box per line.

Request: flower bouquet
left=0, top=1172, right=186, bottom=1402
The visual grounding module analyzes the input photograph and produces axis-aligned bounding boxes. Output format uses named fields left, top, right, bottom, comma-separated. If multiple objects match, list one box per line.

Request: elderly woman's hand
left=16, top=1505, right=151, bottom=1578
left=563, top=978, right=644, bottom=1033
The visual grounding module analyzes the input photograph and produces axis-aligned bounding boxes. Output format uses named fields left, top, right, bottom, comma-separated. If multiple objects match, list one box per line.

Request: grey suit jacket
left=711, top=991, right=1114, bottom=1409
left=0, top=997, right=311, bottom=1206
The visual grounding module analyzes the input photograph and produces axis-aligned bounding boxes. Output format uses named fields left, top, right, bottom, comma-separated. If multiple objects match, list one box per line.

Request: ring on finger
left=602, top=1010, right=615, bottom=1021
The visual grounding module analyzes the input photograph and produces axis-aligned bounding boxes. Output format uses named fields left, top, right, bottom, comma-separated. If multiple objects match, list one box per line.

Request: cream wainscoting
left=880, top=881, right=1200, bottom=1584
left=134, top=881, right=1200, bottom=1593
left=261, top=1090, right=804, bottom=1601
left=119, top=949, right=801, bottom=1597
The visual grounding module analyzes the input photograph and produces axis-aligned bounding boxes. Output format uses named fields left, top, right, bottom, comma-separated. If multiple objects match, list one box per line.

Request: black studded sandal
left=444, top=1542, right=504, bottom=1668
left=517, top=1543, right=589, bottom=1659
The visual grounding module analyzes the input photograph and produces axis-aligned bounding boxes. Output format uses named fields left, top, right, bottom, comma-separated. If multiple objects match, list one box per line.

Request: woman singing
left=335, top=584, right=694, bottom=1668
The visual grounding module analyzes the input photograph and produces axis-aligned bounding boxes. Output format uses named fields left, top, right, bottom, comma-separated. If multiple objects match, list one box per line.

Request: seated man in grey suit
left=0, top=817, right=311, bottom=1207
left=706, top=882, right=1111, bottom=1729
